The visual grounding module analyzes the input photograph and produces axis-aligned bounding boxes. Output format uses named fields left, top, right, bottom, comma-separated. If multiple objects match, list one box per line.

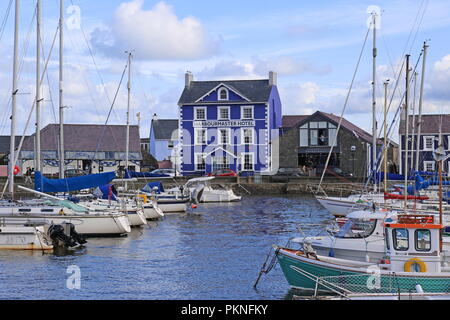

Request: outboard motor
left=48, top=223, right=87, bottom=248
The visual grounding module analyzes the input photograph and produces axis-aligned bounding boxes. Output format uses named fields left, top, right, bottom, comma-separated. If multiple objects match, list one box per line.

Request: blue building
left=149, top=115, right=179, bottom=164
left=177, top=71, right=282, bottom=176
left=399, top=114, right=450, bottom=175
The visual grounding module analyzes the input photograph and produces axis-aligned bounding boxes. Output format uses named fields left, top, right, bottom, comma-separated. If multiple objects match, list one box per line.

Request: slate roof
left=21, top=124, right=141, bottom=153
left=178, top=79, right=273, bottom=104
left=151, top=119, right=179, bottom=140
left=0, top=136, right=25, bottom=154
left=282, top=111, right=380, bottom=144
left=399, top=114, right=450, bottom=134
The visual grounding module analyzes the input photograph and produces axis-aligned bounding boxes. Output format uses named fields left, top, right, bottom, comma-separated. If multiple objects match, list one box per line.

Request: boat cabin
left=334, top=211, right=394, bottom=239
left=384, top=215, right=443, bottom=273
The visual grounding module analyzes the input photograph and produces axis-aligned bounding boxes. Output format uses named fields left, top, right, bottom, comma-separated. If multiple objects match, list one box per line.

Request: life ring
left=404, top=258, right=427, bottom=273
left=137, top=194, right=148, bottom=204
left=13, top=165, right=20, bottom=175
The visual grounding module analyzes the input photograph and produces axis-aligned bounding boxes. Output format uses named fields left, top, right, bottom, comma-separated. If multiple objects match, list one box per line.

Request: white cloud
left=91, top=0, right=220, bottom=60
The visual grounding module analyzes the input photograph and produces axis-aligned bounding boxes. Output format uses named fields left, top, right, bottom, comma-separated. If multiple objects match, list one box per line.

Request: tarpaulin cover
left=34, top=171, right=116, bottom=193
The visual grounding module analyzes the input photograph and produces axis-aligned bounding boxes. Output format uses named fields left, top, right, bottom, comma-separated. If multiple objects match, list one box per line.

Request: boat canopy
left=142, top=182, right=164, bottom=194
left=346, top=210, right=396, bottom=220
left=34, top=171, right=116, bottom=193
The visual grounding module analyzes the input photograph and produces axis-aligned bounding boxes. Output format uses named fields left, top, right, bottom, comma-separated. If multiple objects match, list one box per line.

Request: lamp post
left=351, top=146, right=356, bottom=177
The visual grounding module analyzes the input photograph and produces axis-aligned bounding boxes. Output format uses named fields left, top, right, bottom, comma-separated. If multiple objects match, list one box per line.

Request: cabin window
left=415, top=229, right=431, bottom=252
left=385, top=228, right=390, bottom=251
left=393, top=228, right=409, bottom=251
left=18, top=209, right=31, bottom=213
left=41, top=209, right=54, bottom=213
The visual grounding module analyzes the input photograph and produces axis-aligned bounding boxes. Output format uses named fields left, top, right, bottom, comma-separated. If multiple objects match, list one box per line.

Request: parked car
left=150, top=168, right=180, bottom=177
left=206, top=169, right=238, bottom=177
left=315, top=166, right=354, bottom=177
left=276, top=168, right=306, bottom=177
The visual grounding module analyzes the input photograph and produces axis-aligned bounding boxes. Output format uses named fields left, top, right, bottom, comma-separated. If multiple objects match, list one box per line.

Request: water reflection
left=0, top=194, right=331, bottom=300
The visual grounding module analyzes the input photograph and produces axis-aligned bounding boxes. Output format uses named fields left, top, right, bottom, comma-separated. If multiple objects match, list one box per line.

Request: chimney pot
left=269, top=71, right=277, bottom=86
left=185, top=71, right=194, bottom=87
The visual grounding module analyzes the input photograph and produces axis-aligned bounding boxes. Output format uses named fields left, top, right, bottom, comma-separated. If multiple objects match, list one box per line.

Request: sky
left=0, top=0, right=449, bottom=142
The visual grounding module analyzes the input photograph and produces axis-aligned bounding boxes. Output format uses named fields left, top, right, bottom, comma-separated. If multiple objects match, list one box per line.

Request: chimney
left=185, top=71, right=194, bottom=88
left=269, top=71, right=277, bottom=86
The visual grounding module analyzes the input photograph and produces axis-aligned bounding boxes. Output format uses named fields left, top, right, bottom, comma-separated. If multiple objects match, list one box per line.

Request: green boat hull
left=276, top=249, right=450, bottom=294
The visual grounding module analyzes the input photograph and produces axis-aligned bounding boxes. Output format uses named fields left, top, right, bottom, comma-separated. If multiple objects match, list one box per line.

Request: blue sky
left=0, top=0, right=449, bottom=141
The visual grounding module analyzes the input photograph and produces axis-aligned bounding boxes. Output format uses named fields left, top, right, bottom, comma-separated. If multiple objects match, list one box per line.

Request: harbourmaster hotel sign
left=193, top=120, right=255, bottom=128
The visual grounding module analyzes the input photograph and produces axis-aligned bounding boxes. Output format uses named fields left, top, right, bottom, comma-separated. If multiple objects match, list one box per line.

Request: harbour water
left=0, top=195, right=333, bottom=300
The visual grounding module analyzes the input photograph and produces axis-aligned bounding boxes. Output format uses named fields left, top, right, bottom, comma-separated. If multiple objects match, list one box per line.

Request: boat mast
left=371, top=12, right=378, bottom=193
left=404, top=54, right=410, bottom=210
left=36, top=0, right=41, bottom=172
left=415, top=42, right=429, bottom=172
left=9, top=0, right=20, bottom=198
left=125, top=51, right=133, bottom=189
left=410, top=72, right=417, bottom=178
left=383, top=80, right=389, bottom=205
left=59, top=0, right=65, bottom=179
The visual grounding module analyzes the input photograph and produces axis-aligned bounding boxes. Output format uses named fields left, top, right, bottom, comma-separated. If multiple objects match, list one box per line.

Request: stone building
left=279, top=111, right=396, bottom=177
left=19, top=124, right=142, bottom=175
left=399, top=114, right=450, bottom=175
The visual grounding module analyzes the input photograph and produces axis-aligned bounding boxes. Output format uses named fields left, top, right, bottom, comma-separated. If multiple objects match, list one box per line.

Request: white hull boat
left=0, top=224, right=53, bottom=250
left=196, top=186, right=241, bottom=203
left=0, top=203, right=131, bottom=236
left=80, top=200, right=147, bottom=227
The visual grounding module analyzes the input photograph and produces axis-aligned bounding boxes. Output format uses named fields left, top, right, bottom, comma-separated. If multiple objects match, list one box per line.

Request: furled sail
left=34, top=171, right=116, bottom=193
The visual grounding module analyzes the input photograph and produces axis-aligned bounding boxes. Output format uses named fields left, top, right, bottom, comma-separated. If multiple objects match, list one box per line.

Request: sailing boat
left=0, top=0, right=131, bottom=237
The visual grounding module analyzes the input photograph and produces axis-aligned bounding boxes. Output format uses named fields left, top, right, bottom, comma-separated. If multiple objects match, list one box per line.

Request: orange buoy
left=191, top=204, right=197, bottom=209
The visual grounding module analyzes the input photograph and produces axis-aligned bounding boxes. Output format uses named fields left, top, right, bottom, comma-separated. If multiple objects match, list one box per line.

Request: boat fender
left=404, top=258, right=427, bottom=273
left=59, top=209, right=65, bottom=215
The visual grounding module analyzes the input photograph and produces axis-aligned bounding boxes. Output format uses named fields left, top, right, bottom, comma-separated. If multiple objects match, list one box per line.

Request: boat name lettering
left=193, top=120, right=255, bottom=128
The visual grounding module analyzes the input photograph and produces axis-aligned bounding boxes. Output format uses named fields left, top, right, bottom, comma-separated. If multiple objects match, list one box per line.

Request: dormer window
left=218, top=88, right=229, bottom=101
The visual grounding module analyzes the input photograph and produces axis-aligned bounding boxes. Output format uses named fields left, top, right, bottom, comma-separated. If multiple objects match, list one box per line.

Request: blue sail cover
left=125, top=170, right=170, bottom=178
left=34, top=171, right=117, bottom=193
left=142, top=182, right=164, bottom=194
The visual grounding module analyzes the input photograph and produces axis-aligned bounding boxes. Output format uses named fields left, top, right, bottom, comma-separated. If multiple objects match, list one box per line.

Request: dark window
left=18, top=209, right=31, bottom=212
left=415, top=229, right=431, bottom=252
left=385, top=228, right=390, bottom=251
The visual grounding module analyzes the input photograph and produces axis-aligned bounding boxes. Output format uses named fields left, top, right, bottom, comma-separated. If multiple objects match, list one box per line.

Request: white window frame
left=194, top=128, right=207, bottom=145
left=241, top=128, right=254, bottom=145
left=218, top=128, right=231, bottom=145
left=194, top=153, right=207, bottom=171
left=218, top=88, right=229, bottom=101
left=218, top=106, right=230, bottom=120
left=423, top=136, right=435, bottom=151
left=241, top=152, right=255, bottom=171
left=423, top=161, right=435, bottom=172
left=241, top=106, right=254, bottom=120
left=448, top=136, right=450, bottom=151
left=194, top=107, right=207, bottom=120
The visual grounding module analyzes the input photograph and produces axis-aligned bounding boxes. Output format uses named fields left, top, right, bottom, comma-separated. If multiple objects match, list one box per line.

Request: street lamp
left=351, top=145, right=356, bottom=176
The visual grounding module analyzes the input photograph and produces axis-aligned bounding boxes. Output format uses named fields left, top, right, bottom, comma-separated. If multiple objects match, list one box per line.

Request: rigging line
left=0, top=5, right=36, bottom=135
left=400, top=0, right=426, bottom=56
left=69, top=0, right=121, bottom=123
left=0, top=0, right=13, bottom=43
left=317, top=21, right=372, bottom=191
left=367, top=52, right=425, bottom=187
left=93, top=62, right=128, bottom=160
left=64, top=25, right=124, bottom=160
left=407, top=0, right=429, bottom=55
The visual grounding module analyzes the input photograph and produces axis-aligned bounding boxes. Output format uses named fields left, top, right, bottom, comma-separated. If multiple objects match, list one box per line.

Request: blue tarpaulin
left=142, top=182, right=164, bottom=194
left=34, top=171, right=116, bottom=193
left=125, top=170, right=170, bottom=178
